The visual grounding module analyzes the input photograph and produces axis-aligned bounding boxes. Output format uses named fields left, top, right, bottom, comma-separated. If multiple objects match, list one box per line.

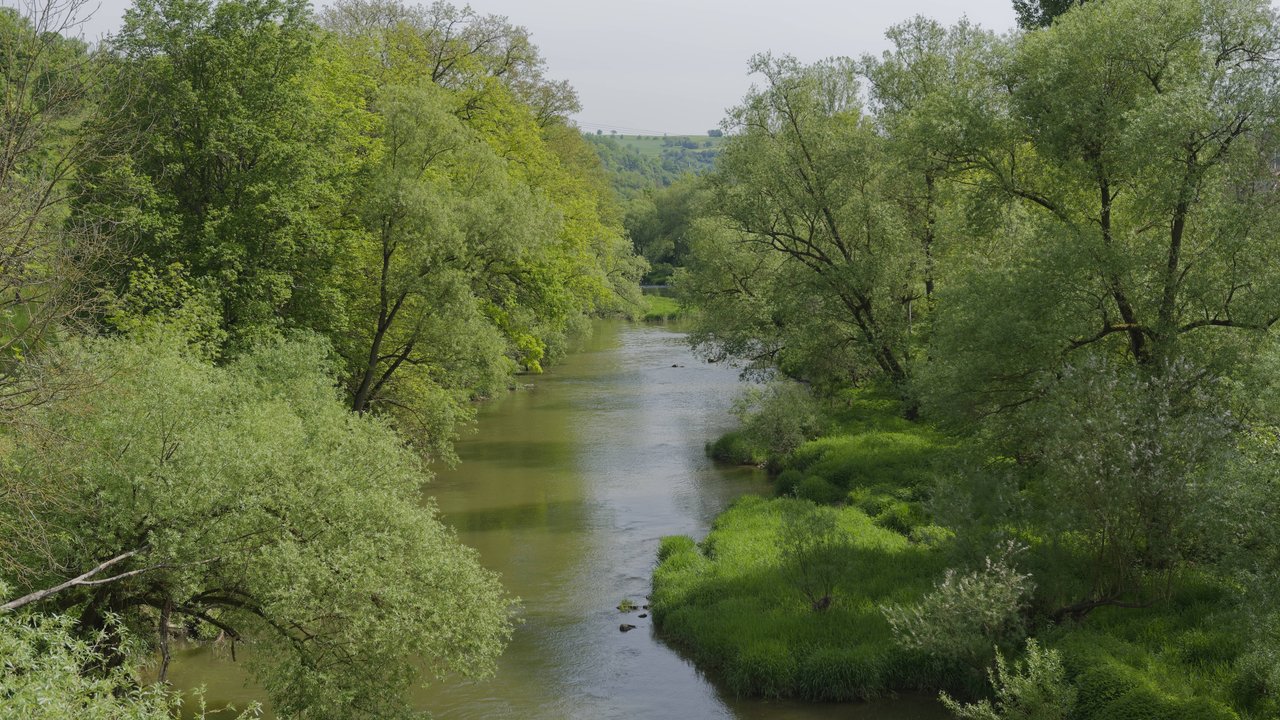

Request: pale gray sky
left=71, top=0, right=1019, bottom=134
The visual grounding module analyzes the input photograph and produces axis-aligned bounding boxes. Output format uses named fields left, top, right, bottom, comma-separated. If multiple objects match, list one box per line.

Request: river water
left=170, top=319, right=945, bottom=719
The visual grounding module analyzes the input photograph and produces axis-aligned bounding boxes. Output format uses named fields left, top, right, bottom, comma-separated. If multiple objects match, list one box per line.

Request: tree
left=0, top=0, right=113, bottom=405
left=923, top=0, right=1280, bottom=610
left=928, top=0, right=1280, bottom=419
left=338, top=81, right=552, bottom=457
left=0, top=610, right=254, bottom=719
left=0, top=333, right=514, bottom=718
left=683, top=54, right=919, bottom=391
left=78, top=0, right=366, bottom=351
left=860, top=16, right=998, bottom=303
left=1012, top=0, right=1091, bottom=29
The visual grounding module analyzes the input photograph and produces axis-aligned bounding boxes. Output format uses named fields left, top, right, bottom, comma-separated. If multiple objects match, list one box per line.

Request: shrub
left=779, top=501, right=848, bottom=610
left=941, top=639, right=1075, bottom=720
left=910, top=524, right=956, bottom=548
left=732, top=380, right=826, bottom=458
left=882, top=546, right=1033, bottom=671
left=795, top=475, right=843, bottom=504
left=775, top=468, right=804, bottom=496
left=708, top=430, right=763, bottom=465
left=873, top=500, right=923, bottom=534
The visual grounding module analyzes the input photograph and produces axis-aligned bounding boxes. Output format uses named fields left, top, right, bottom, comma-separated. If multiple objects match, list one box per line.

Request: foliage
left=882, top=547, right=1033, bottom=672
left=940, top=639, right=1075, bottom=720
left=707, top=429, right=766, bottom=466
left=778, top=501, right=848, bottom=611
left=641, top=294, right=683, bottom=322
left=731, top=380, right=827, bottom=458
left=1, top=333, right=514, bottom=718
left=652, top=496, right=952, bottom=701
left=0, top=610, right=235, bottom=720
left=1012, top=0, right=1090, bottom=29
left=681, top=53, right=918, bottom=390
left=0, top=0, right=110, bottom=406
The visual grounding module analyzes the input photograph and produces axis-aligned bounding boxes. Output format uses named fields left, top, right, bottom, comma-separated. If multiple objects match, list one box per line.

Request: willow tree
left=0, top=334, right=514, bottom=718
left=930, top=0, right=1280, bottom=417
left=683, top=54, right=918, bottom=392
left=927, top=0, right=1280, bottom=608
left=340, top=82, right=558, bottom=458
left=323, top=0, right=642, bottom=453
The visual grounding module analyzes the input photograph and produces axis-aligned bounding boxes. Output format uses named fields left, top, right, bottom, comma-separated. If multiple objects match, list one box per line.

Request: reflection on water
left=168, top=319, right=946, bottom=720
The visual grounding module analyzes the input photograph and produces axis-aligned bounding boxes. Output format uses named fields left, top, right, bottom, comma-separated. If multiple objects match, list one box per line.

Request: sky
left=67, top=0, right=1020, bottom=135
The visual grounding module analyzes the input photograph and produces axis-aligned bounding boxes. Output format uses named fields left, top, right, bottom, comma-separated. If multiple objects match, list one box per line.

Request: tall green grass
left=652, top=496, right=955, bottom=701
left=678, top=388, right=1266, bottom=717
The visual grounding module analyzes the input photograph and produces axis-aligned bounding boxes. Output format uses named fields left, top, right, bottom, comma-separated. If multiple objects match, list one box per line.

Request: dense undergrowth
left=655, top=389, right=1274, bottom=718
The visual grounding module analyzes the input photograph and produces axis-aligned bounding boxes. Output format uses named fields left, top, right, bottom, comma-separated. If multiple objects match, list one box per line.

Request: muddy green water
left=170, top=319, right=946, bottom=720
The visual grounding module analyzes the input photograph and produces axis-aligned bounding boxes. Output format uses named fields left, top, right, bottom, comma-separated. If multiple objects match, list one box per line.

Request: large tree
left=0, top=333, right=513, bottom=718
left=78, top=0, right=361, bottom=349
left=926, top=0, right=1280, bottom=608
left=683, top=54, right=918, bottom=391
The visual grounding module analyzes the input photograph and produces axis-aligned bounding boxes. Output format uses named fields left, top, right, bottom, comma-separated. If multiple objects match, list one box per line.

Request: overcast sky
left=69, top=0, right=1020, bottom=134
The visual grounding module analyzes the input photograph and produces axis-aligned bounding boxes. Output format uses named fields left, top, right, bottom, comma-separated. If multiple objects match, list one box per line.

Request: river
left=169, top=319, right=945, bottom=719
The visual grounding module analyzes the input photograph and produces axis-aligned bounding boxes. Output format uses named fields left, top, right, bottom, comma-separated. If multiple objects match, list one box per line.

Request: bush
left=779, top=501, right=848, bottom=610
left=941, top=639, right=1075, bottom=720
left=733, top=381, right=826, bottom=458
left=910, top=524, right=956, bottom=548
left=873, top=500, right=923, bottom=534
left=795, top=475, right=843, bottom=504
left=775, top=468, right=805, bottom=496
left=882, top=546, right=1033, bottom=671
left=708, top=430, right=764, bottom=465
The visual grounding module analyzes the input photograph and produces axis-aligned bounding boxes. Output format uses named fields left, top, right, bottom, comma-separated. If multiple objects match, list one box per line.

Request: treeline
left=0, top=0, right=640, bottom=716
left=670, top=0, right=1280, bottom=715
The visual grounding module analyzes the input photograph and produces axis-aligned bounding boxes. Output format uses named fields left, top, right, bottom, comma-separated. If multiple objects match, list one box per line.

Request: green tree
left=683, top=54, right=918, bottom=391
left=79, top=0, right=362, bottom=350
left=1012, top=0, right=1091, bottom=29
left=338, top=81, right=552, bottom=457
left=0, top=333, right=514, bottom=718
left=922, top=0, right=1280, bottom=611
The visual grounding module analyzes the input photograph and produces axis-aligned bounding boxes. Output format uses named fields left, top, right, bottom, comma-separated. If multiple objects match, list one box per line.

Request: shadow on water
left=167, top=318, right=947, bottom=720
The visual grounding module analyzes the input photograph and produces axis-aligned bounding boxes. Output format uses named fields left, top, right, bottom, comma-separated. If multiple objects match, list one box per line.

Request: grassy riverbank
left=654, top=391, right=1272, bottom=718
left=642, top=294, right=684, bottom=322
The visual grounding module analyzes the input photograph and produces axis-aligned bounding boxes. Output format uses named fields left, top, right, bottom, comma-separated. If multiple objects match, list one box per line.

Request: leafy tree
left=79, top=0, right=367, bottom=350
left=1012, top=0, right=1091, bottom=29
left=916, top=0, right=1280, bottom=613
left=682, top=54, right=918, bottom=391
left=860, top=16, right=998, bottom=303
left=928, top=0, right=1280, bottom=419
left=0, top=0, right=112, bottom=403
left=0, top=333, right=514, bottom=718
left=338, top=81, right=551, bottom=456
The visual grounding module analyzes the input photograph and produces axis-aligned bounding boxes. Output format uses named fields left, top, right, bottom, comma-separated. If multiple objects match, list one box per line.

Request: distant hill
left=584, top=133, right=725, bottom=201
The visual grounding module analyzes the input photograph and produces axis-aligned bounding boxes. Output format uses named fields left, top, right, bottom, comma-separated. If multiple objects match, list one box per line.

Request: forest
left=3, top=0, right=1280, bottom=717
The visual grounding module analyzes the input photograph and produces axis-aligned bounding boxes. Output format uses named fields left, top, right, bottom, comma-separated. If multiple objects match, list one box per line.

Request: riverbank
left=653, top=390, right=1270, bottom=719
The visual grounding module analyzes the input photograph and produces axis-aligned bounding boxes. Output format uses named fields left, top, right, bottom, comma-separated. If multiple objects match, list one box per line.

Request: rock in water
left=619, top=624, right=637, bottom=632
